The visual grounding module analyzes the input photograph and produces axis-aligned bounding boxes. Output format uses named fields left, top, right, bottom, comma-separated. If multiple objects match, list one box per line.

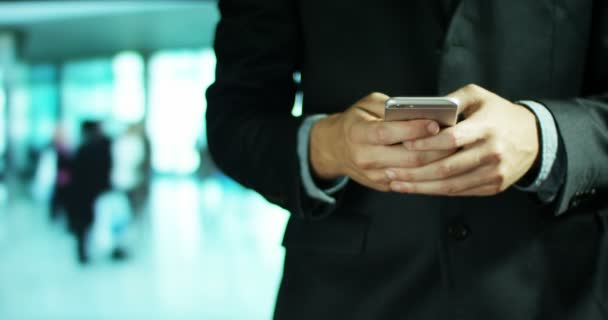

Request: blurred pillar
left=0, top=75, right=7, bottom=179
left=141, top=51, right=153, bottom=178
left=141, top=51, right=151, bottom=125
left=0, top=32, right=17, bottom=178
left=55, top=62, right=64, bottom=120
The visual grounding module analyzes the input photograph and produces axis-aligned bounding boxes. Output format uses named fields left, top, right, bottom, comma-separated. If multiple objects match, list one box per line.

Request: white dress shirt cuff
left=515, top=100, right=561, bottom=202
left=297, top=114, right=349, bottom=204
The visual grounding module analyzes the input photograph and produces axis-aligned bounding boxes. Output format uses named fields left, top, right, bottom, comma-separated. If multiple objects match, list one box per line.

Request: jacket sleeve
left=206, top=0, right=326, bottom=219
left=538, top=1, right=608, bottom=215
left=540, top=95, right=608, bottom=215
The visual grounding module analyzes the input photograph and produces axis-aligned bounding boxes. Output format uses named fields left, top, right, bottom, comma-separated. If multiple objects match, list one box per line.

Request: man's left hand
left=386, top=84, right=540, bottom=196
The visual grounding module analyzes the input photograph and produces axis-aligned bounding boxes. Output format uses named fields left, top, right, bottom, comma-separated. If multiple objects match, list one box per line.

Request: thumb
left=447, top=84, right=487, bottom=117
left=357, top=92, right=390, bottom=119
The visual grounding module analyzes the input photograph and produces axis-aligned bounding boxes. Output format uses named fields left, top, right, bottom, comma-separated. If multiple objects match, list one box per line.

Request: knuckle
left=397, top=170, right=412, bottom=181
left=447, top=131, right=460, bottom=147
left=347, top=126, right=358, bottom=143
left=491, top=168, right=506, bottom=185
left=407, top=153, right=423, bottom=167
left=441, top=183, right=458, bottom=194
left=370, top=173, right=387, bottom=184
left=464, top=83, right=481, bottom=93
left=437, top=163, right=453, bottom=177
left=375, top=125, right=390, bottom=144
left=378, top=185, right=391, bottom=192
left=487, top=143, right=504, bottom=163
left=357, top=160, right=374, bottom=170
left=487, top=150, right=502, bottom=163
left=485, top=126, right=499, bottom=139
left=405, top=184, right=417, bottom=193
left=491, top=184, right=504, bottom=195
left=414, top=153, right=426, bottom=166
left=352, top=152, right=369, bottom=169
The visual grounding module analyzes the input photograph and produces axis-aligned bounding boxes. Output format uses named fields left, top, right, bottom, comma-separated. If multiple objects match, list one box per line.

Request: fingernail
left=386, top=170, right=396, bottom=180
left=427, top=122, right=439, bottom=134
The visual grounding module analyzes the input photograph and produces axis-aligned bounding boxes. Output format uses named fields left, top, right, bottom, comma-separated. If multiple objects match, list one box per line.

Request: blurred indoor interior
left=0, top=1, right=293, bottom=319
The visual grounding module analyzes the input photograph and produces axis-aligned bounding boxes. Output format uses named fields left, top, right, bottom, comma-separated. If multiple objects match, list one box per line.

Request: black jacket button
left=570, top=199, right=580, bottom=209
left=448, top=224, right=470, bottom=241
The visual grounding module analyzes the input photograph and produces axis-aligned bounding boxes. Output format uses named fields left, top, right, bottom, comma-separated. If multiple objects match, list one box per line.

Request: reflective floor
left=0, top=176, right=289, bottom=320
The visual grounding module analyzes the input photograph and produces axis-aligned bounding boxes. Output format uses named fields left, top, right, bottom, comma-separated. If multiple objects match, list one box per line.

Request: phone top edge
left=385, top=97, right=460, bottom=108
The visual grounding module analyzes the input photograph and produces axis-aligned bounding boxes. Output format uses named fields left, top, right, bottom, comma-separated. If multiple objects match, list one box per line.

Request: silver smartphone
left=384, top=97, right=460, bottom=127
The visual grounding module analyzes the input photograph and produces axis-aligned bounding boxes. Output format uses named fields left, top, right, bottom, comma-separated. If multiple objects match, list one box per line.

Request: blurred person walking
left=94, top=123, right=148, bottom=261
left=49, top=126, right=72, bottom=221
left=111, top=124, right=147, bottom=215
left=66, top=121, right=112, bottom=264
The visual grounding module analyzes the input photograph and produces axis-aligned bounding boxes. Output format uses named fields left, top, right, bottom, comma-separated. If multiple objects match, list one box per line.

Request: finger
left=355, top=145, right=454, bottom=170
left=386, top=142, right=492, bottom=181
left=348, top=169, right=392, bottom=192
left=389, top=164, right=498, bottom=195
left=355, top=120, right=440, bottom=145
left=403, top=118, right=487, bottom=151
left=401, top=83, right=491, bottom=152
left=446, top=84, right=487, bottom=117
left=450, top=184, right=500, bottom=197
left=356, top=92, right=390, bottom=118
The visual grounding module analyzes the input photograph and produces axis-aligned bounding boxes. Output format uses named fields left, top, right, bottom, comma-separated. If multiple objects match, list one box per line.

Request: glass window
left=0, top=71, right=6, bottom=170
left=147, top=49, right=216, bottom=174
left=61, top=58, right=115, bottom=143
left=28, top=65, right=59, bottom=150
left=8, top=65, right=31, bottom=173
left=112, top=51, right=145, bottom=124
left=60, top=53, right=145, bottom=142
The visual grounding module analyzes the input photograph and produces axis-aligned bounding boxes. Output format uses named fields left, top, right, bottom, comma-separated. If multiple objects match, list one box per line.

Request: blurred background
left=0, top=1, right=297, bottom=319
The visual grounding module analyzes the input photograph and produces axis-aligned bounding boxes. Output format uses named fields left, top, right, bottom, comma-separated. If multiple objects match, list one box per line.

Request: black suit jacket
left=67, top=135, right=112, bottom=233
left=206, top=0, right=608, bottom=319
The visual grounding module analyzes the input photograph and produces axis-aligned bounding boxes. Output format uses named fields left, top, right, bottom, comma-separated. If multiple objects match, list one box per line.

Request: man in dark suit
left=66, top=121, right=112, bottom=264
left=207, top=1, right=608, bottom=319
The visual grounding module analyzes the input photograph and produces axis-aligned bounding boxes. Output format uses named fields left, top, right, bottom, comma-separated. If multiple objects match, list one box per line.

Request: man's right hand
left=310, top=92, right=456, bottom=192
